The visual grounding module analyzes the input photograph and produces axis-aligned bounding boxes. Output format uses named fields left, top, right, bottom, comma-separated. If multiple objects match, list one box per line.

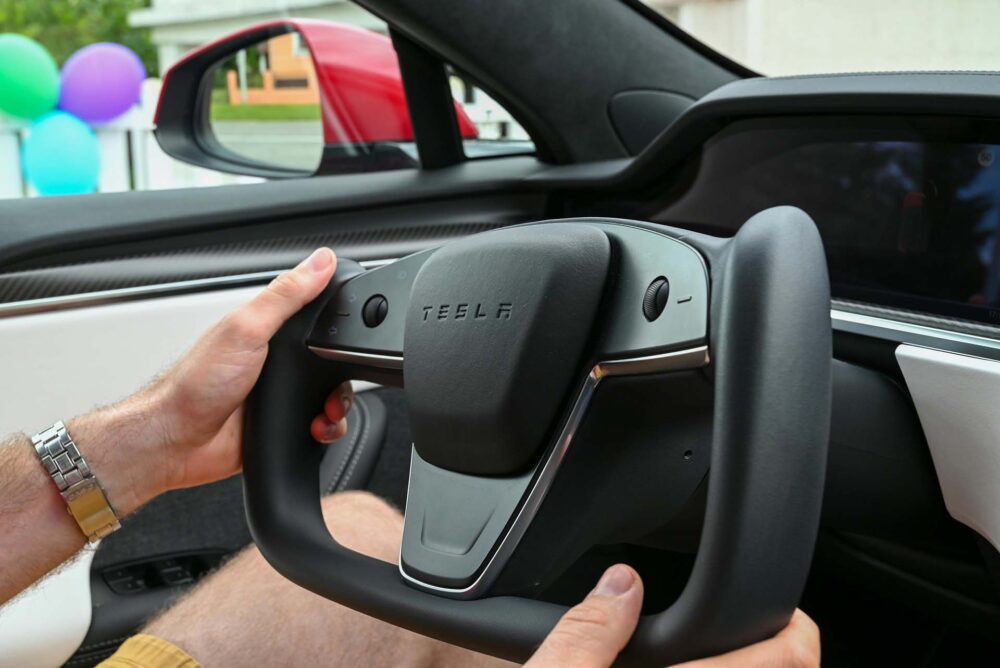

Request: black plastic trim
left=0, top=159, right=547, bottom=270
left=391, top=29, right=465, bottom=169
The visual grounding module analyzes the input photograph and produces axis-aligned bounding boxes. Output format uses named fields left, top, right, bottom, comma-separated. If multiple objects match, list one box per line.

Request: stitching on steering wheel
left=325, top=396, right=367, bottom=495
left=338, top=398, right=372, bottom=491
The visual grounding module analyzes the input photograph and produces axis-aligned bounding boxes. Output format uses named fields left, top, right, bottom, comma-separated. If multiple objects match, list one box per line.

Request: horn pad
left=404, top=224, right=611, bottom=475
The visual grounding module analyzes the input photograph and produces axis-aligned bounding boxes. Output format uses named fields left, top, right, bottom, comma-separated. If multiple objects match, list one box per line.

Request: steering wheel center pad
left=404, top=224, right=610, bottom=476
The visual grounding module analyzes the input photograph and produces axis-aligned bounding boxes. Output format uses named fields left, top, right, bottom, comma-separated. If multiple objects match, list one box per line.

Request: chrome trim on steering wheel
left=308, top=346, right=404, bottom=370
left=398, top=344, right=710, bottom=599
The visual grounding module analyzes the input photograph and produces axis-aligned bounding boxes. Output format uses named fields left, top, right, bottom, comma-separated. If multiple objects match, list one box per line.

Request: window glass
left=0, top=1, right=536, bottom=200
left=640, top=0, right=1000, bottom=76
left=0, top=0, right=408, bottom=199
left=449, top=73, right=535, bottom=158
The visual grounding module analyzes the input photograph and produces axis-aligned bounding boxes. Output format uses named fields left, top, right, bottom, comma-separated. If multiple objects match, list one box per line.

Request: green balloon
left=0, top=34, right=59, bottom=120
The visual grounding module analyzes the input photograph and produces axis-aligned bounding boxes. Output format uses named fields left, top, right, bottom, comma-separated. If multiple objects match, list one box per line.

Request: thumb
left=230, top=247, right=337, bottom=349
left=526, top=564, right=644, bottom=668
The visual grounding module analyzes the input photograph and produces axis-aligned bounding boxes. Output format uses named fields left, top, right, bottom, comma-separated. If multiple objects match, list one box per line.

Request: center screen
left=647, top=116, right=1000, bottom=327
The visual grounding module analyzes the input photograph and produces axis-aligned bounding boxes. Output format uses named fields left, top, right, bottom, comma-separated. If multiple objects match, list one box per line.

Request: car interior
left=1, top=0, right=999, bottom=666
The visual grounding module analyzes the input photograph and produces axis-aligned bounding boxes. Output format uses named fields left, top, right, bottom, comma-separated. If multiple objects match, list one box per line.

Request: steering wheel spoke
left=305, top=250, right=434, bottom=376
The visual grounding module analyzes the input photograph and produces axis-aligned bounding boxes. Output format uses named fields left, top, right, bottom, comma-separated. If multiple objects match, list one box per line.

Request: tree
left=0, top=0, right=157, bottom=75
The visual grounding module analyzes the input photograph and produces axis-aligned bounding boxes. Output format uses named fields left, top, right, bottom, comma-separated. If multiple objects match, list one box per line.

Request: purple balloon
left=59, top=43, right=146, bottom=123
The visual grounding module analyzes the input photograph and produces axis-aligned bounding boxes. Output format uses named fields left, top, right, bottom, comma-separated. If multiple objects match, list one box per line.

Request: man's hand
left=71, top=247, right=347, bottom=515
left=0, top=248, right=353, bottom=604
left=149, top=246, right=345, bottom=491
left=526, top=564, right=820, bottom=668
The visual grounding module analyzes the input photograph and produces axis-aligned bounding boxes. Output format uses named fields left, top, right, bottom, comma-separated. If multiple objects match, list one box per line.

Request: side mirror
left=154, top=19, right=478, bottom=177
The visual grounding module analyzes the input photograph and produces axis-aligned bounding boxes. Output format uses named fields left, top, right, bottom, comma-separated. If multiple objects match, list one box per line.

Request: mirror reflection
left=208, top=32, right=324, bottom=172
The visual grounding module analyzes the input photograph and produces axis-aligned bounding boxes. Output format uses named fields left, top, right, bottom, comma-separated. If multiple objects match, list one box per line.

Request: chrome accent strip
left=0, top=259, right=396, bottom=319
left=832, top=309, right=1000, bottom=362
left=398, top=344, right=710, bottom=599
left=307, top=346, right=404, bottom=370
left=356, top=258, right=397, bottom=269
left=594, top=346, right=710, bottom=379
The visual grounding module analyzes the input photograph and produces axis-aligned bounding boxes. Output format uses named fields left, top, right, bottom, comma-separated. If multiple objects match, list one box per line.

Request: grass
left=210, top=103, right=321, bottom=121
left=210, top=88, right=321, bottom=122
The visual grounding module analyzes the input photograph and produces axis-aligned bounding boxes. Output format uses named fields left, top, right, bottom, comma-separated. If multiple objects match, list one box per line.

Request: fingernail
left=302, top=248, right=333, bottom=273
left=342, top=394, right=353, bottom=414
left=324, top=421, right=340, bottom=440
left=592, top=565, right=635, bottom=597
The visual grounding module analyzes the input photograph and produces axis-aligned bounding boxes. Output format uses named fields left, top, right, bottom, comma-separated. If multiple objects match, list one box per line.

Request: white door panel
left=0, top=286, right=261, bottom=668
left=897, top=345, right=1000, bottom=554
left=0, top=286, right=261, bottom=432
left=0, top=549, right=96, bottom=668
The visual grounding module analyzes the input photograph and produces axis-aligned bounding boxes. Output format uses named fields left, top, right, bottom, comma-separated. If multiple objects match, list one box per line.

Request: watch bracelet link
left=31, top=421, right=121, bottom=542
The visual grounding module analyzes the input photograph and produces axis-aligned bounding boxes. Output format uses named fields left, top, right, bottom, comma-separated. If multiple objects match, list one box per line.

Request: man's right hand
left=66, top=248, right=348, bottom=519
left=525, top=564, right=820, bottom=668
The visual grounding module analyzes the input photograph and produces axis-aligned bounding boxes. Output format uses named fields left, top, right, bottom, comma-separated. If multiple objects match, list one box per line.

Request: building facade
left=130, top=0, right=383, bottom=71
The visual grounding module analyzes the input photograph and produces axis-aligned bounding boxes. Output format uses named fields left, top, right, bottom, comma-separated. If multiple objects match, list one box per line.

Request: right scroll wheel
left=642, top=277, right=670, bottom=322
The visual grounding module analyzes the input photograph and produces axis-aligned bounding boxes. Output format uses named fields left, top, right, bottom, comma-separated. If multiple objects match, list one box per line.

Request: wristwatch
left=31, top=421, right=121, bottom=542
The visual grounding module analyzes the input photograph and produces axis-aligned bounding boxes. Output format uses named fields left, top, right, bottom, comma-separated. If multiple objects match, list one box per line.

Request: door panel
left=0, top=158, right=550, bottom=270
left=0, top=286, right=259, bottom=433
left=0, top=550, right=95, bottom=668
left=0, top=287, right=258, bottom=667
left=897, top=346, right=1000, bottom=554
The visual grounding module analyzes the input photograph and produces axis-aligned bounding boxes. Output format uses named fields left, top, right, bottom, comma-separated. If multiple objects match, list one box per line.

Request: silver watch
left=32, top=421, right=121, bottom=542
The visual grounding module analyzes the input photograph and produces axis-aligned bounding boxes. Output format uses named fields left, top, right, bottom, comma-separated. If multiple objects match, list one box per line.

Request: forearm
left=0, top=390, right=168, bottom=605
left=0, top=250, right=339, bottom=605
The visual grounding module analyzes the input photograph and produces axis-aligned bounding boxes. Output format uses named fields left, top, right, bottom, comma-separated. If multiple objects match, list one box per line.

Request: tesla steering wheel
left=243, top=208, right=831, bottom=666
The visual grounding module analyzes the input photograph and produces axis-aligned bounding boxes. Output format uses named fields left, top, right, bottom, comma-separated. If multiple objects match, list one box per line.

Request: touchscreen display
left=650, top=118, right=1000, bottom=326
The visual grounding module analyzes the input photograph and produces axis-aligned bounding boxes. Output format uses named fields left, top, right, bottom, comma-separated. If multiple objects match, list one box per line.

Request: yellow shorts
left=99, top=634, right=201, bottom=668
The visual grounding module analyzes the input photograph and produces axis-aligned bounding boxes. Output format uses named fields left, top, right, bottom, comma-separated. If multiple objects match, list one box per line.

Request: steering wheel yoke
left=244, top=208, right=831, bottom=666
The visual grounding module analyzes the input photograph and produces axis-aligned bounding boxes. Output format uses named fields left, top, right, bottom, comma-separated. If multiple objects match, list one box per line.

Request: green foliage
left=0, top=0, right=157, bottom=75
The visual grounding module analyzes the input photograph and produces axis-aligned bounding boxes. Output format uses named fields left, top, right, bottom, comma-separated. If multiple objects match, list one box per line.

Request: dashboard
left=646, top=115, right=1000, bottom=328
left=563, top=79, right=1000, bottom=642
left=568, top=72, right=1000, bottom=344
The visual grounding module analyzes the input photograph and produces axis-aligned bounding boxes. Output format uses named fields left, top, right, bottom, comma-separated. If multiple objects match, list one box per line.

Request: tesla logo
left=421, top=303, right=513, bottom=321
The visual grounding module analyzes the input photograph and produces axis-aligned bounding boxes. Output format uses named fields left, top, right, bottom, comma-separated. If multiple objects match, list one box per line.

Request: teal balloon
left=22, top=112, right=100, bottom=196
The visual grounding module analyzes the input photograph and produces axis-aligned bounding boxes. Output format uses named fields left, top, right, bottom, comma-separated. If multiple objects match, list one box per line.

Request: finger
left=670, top=609, right=820, bottom=668
left=228, top=248, right=337, bottom=350
left=311, top=414, right=348, bottom=444
left=525, top=564, right=643, bottom=668
left=324, top=383, right=355, bottom=423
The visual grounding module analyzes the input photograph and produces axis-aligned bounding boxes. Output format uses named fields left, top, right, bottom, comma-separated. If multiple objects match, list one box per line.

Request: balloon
left=0, top=34, right=60, bottom=119
left=22, top=112, right=100, bottom=196
left=59, top=43, right=146, bottom=123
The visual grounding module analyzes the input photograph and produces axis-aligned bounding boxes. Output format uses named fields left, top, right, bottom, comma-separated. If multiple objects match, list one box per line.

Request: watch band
left=31, top=421, right=121, bottom=542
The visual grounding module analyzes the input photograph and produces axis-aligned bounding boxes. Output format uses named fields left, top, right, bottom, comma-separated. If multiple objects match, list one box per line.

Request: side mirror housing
left=154, top=19, right=478, bottom=178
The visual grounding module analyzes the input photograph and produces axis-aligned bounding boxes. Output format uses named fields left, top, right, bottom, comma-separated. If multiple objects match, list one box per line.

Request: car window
left=449, top=72, right=535, bottom=158
left=0, top=0, right=532, bottom=200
